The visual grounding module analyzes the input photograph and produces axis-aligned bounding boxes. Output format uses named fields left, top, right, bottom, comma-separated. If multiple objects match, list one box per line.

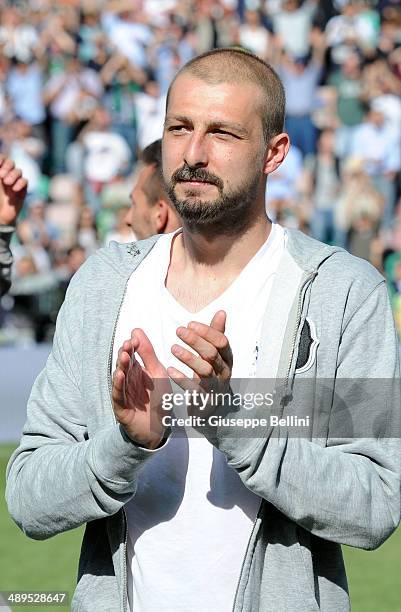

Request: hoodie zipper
left=107, top=280, right=130, bottom=612
left=284, top=271, right=317, bottom=388
left=231, top=270, right=317, bottom=612
left=231, top=500, right=262, bottom=612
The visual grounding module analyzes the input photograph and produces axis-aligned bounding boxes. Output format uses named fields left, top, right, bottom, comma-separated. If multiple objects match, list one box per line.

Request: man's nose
left=183, top=133, right=208, bottom=168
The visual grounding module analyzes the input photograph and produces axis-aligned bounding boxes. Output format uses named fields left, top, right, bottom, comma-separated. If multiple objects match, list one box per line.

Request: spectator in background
left=307, top=129, right=343, bottom=246
left=325, top=1, right=377, bottom=67
left=101, top=52, right=146, bottom=158
left=350, top=103, right=401, bottom=232
left=77, top=8, right=104, bottom=65
left=328, top=51, right=365, bottom=158
left=6, top=57, right=46, bottom=140
left=101, top=3, right=154, bottom=69
left=239, top=10, right=271, bottom=60
left=265, top=144, right=304, bottom=218
left=44, top=55, right=103, bottom=174
left=6, top=120, right=45, bottom=198
left=125, top=139, right=181, bottom=240
left=57, top=244, right=87, bottom=305
left=335, top=156, right=383, bottom=257
left=0, top=57, right=11, bottom=126
left=134, top=79, right=166, bottom=151
left=0, top=156, right=27, bottom=297
left=73, top=106, right=132, bottom=211
left=275, top=27, right=326, bottom=157
left=75, top=205, right=98, bottom=257
left=0, top=6, right=39, bottom=63
left=16, top=198, right=58, bottom=274
left=271, top=0, right=318, bottom=58
left=104, top=205, right=135, bottom=246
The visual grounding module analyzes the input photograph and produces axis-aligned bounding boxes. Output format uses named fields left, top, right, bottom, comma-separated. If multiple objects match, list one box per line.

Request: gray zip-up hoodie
left=5, top=229, right=401, bottom=612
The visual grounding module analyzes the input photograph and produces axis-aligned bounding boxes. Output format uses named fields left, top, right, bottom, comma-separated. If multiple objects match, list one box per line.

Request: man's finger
left=186, top=319, right=229, bottom=352
left=3, top=168, right=22, bottom=186
left=0, top=159, right=15, bottom=178
left=210, top=310, right=226, bottom=333
left=171, top=343, right=215, bottom=378
left=11, top=177, right=28, bottom=193
left=134, top=328, right=163, bottom=374
left=112, top=368, right=126, bottom=407
left=176, top=326, right=226, bottom=374
left=167, top=366, right=199, bottom=393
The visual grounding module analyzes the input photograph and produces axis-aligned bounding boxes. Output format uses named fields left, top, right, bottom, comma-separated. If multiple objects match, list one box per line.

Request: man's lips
left=177, top=180, right=216, bottom=186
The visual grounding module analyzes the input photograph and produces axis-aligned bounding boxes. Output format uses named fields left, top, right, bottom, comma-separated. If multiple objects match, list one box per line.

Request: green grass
left=1, top=444, right=401, bottom=611
left=343, top=532, right=401, bottom=612
left=0, top=444, right=83, bottom=612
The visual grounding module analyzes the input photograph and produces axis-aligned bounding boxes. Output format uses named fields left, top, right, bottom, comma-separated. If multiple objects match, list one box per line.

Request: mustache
left=171, top=165, right=224, bottom=190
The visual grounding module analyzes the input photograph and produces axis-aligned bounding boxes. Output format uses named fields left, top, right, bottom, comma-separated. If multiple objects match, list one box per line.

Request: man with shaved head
left=7, top=48, right=401, bottom=612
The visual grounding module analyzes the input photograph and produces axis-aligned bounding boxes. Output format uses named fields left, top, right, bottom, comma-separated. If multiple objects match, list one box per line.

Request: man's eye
left=213, top=130, right=238, bottom=138
left=168, top=126, right=186, bottom=132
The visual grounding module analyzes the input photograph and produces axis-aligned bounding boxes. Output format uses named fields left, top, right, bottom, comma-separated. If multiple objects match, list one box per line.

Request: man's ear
left=263, top=133, right=290, bottom=175
left=153, top=199, right=169, bottom=234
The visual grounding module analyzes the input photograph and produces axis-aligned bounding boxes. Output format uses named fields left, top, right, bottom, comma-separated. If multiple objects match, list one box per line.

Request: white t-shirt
left=112, top=223, right=287, bottom=612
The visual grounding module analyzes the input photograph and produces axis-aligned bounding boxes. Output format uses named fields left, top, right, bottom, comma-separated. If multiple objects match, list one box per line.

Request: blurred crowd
left=0, top=0, right=401, bottom=344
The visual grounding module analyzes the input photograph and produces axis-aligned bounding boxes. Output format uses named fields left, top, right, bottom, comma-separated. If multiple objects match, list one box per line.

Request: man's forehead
left=166, top=75, right=262, bottom=128
left=168, top=72, right=262, bottom=107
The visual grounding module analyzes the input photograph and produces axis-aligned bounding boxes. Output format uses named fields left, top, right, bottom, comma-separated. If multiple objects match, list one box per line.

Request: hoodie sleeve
left=0, top=226, right=14, bottom=297
left=5, top=261, right=167, bottom=541
left=202, top=281, right=401, bottom=550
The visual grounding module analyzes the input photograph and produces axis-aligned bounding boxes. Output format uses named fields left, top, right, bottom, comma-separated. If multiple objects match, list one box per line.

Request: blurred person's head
left=162, top=47, right=288, bottom=235
left=341, top=2, right=359, bottom=17
left=126, top=139, right=180, bottom=240
left=78, top=206, right=97, bottom=230
left=367, top=105, right=385, bottom=127
left=91, top=106, right=111, bottom=130
left=81, top=9, right=99, bottom=28
left=284, top=50, right=310, bottom=74
left=342, top=52, right=361, bottom=77
left=115, top=206, right=131, bottom=230
left=244, top=10, right=262, bottom=26
left=28, top=199, right=46, bottom=220
left=342, top=156, right=367, bottom=182
left=283, top=0, right=299, bottom=13
left=145, top=80, right=161, bottom=98
left=67, top=245, right=86, bottom=275
left=16, top=255, right=37, bottom=278
left=317, top=129, right=335, bottom=154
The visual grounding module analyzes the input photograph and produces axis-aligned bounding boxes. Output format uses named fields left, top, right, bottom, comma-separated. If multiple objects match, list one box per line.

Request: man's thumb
left=210, top=310, right=226, bottom=333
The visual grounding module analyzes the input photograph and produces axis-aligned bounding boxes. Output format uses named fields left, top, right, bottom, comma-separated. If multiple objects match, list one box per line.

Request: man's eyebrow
left=165, top=114, right=192, bottom=125
left=164, top=115, right=249, bottom=137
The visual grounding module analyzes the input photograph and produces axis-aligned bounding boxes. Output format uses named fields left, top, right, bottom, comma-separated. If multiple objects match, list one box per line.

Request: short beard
left=165, top=163, right=262, bottom=237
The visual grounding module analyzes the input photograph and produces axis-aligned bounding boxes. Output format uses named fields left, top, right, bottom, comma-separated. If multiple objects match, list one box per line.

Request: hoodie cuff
left=0, top=226, right=14, bottom=262
left=89, top=424, right=171, bottom=494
